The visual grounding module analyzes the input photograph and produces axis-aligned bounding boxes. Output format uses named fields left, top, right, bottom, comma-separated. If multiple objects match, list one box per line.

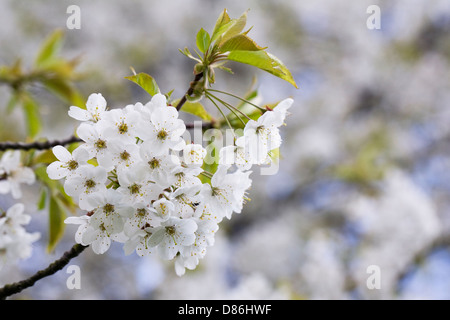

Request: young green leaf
left=21, top=94, right=42, bottom=138
left=37, top=187, right=48, bottom=211
left=219, top=34, right=266, bottom=52
left=196, top=28, right=211, bottom=54
left=43, top=78, right=85, bottom=108
left=213, top=9, right=231, bottom=36
left=35, top=29, right=64, bottom=67
left=173, top=98, right=212, bottom=121
left=6, top=92, right=19, bottom=113
left=47, top=195, right=66, bottom=253
left=211, top=20, right=236, bottom=44
left=219, top=10, right=249, bottom=45
left=125, top=72, right=160, bottom=96
left=179, top=47, right=202, bottom=63
left=218, top=65, right=234, bottom=74
left=227, top=50, right=274, bottom=71
left=227, top=50, right=298, bottom=88
left=266, top=52, right=298, bottom=88
left=212, top=9, right=231, bottom=40
left=201, top=141, right=219, bottom=184
left=32, top=149, right=58, bottom=165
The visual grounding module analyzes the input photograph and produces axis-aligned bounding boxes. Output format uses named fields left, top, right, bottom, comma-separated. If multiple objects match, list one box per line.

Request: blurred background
left=1, top=0, right=450, bottom=299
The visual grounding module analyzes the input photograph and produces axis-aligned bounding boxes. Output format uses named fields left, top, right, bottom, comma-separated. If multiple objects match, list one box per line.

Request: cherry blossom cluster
left=0, top=151, right=39, bottom=269
left=0, top=203, right=40, bottom=270
left=47, top=92, right=292, bottom=275
left=0, top=150, right=35, bottom=199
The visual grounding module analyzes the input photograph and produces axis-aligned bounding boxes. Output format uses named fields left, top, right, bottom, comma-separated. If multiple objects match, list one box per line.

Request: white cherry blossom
left=137, top=101, right=186, bottom=155
left=68, top=93, right=107, bottom=122
left=174, top=218, right=218, bottom=276
left=116, top=165, right=163, bottom=205
left=0, top=203, right=40, bottom=269
left=100, top=107, right=142, bottom=144
left=182, top=143, right=206, bottom=166
left=0, top=150, right=36, bottom=199
left=201, top=165, right=252, bottom=219
left=76, top=122, right=114, bottom=169
left=148, top=216, right=198, bottom=260
left=63, top=164, right=108, bottom=210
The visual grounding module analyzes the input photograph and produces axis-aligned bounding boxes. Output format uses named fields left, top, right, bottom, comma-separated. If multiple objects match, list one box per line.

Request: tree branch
left=176, top=72, right=204, bottom=111
left=185, top=121, right=214, bottom=130
left=0, top=136, right=82, bottom=152
left=0, top=243, right=88, bottom=300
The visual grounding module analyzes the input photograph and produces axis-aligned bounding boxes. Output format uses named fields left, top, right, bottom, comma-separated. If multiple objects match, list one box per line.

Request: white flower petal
left=68, top=106, right=90, bottom=121
left=46, top=161, right=69, bottom=180
left=86, top=93, right=107, bottom=114
left=52, top=145, right=72, bottom=163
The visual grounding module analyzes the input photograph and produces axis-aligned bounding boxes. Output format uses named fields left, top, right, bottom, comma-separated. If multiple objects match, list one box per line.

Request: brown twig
left=0, top=243, right=88, bottom=300
left=0, top=136, right=82, bottom=152
left=175, top=72, right=204, bottom=111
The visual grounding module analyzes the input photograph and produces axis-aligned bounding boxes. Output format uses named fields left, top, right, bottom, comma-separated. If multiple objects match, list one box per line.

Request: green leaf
left=43, top=78, right=85, bottom=108
left=219, top=34, right=266, bottom=52
left=227, top=50, right=298, bottom=88
left=35, top=29, right=64, bottom=67
left=6, top=92, right=19, bottom=113
left=228, top=50, right=272, bottom=70
left=21, top=94, right=42, bottom=138
left=33, top=149, right=58, bottom=165
left=48, top=195, right=66, bottom=253
left=34, top=165, right=77, bottom=211
left=37, top=187, right=48, bottom=211
left=39, top=57, right=79, bottom=78
left=125, top=72, right=160, bottom=96
left=165, top=89, right=175, bottom=101
left=201, top=138, right=220, bottom=184
left=34, top=166, right=54, bottom=187
left=219, top=10, right=248, bottom=45
left=266, top=52, right=298, bottom=89
left=173, top=99, right=212, bottom=121
left=211, top=20, right=236, bottom=44
left=212, top=9, right=231, bottom=41
left=196, top=28, right=211, bottom=54
left=218, top=65, right=234, bottom=74
left=179, top=47, right=202, bottom=63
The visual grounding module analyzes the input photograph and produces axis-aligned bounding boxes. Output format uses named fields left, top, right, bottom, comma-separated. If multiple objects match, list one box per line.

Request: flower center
left=128, top=183, right=141, bottom=194
left=137, top=208, right=147, bottom=217
left=256, top=125, right=265, bottom=135
left=120, top=150, right=130, bottom=161
left=84, top=179, right=96, bottom=189
left=95, top=139, right=107, bottom=150
left=148, top=158, right=160, bottom=169
left=157, top=130, right=168, bottom=140
left=103, top=203, right=115, bottom=214
left=118, top=122, right=128, bottom=134
left=175, top=172, right=185, bottom=181
left=67, top=160, right=79, bottom=171
left=165, top=226, right=176, bottom=236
